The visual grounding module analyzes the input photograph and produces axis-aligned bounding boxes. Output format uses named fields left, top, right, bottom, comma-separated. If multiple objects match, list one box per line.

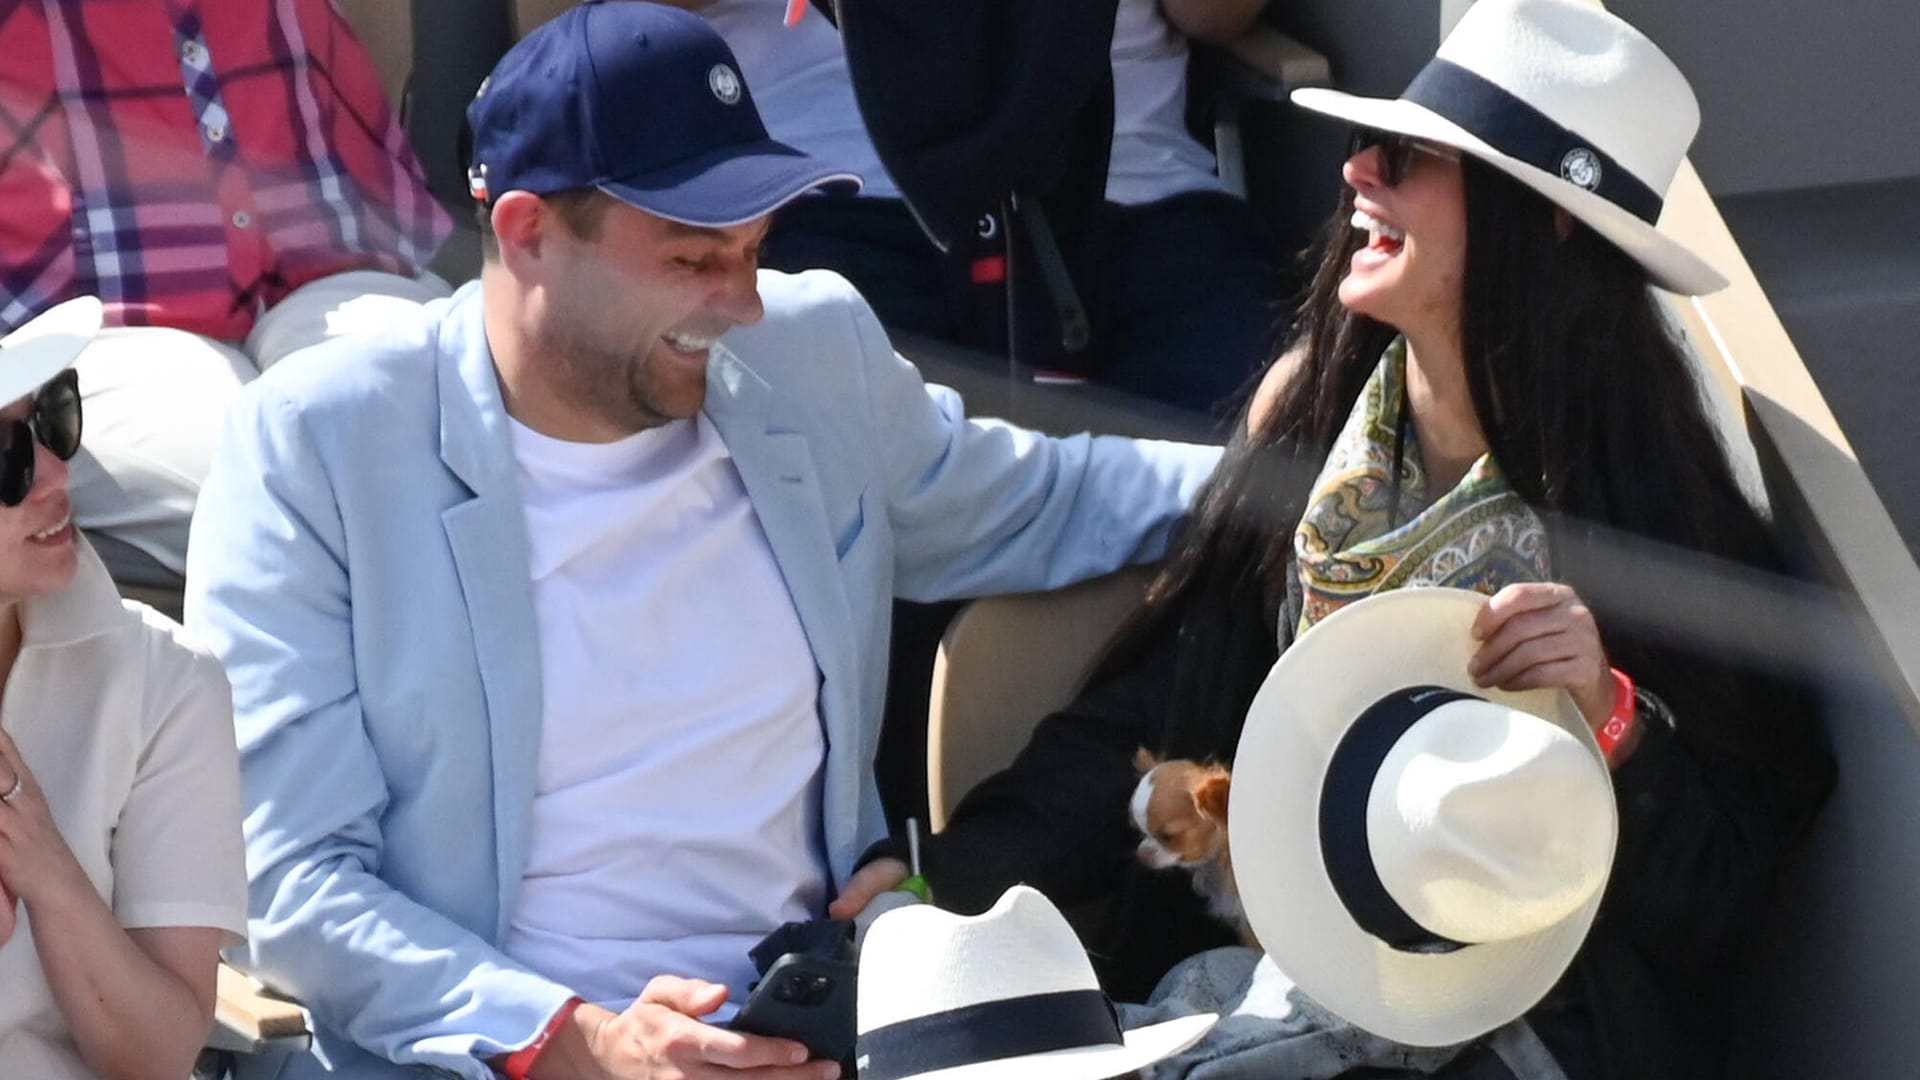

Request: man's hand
left=535, top=976, right=838, bottom=1080
left=1468, top=583, right=1616, bottom=730
left=827, top=858, right=910, bottom=920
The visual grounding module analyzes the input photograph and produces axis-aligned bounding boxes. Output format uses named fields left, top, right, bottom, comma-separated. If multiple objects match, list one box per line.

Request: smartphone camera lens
left=774, top=972, right=834, bottom=1006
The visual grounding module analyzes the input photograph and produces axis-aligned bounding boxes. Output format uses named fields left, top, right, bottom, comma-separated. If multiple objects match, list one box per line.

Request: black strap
left=1404, top=59, right=1663, bottom=225
left=856, top=989, right=1122, bottom=1080
left=1319, top=686, right=1474, bottom=954
left=1010, top=195, right=1092, bottom=353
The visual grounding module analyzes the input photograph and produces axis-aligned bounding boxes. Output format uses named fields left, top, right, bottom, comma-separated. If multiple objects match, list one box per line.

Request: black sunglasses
left=2, top=369, right=83, bottom=507
left=1348, top=129, right=1460, bottom=187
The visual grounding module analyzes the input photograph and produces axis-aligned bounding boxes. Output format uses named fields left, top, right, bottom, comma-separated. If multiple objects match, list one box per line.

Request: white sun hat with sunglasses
left=855, top=885, right=1218, bottom=1080
left=1, top=297, right=98, bottom=506
left=1292, top=0, right=1726, bottom=296
left=0, top=297, right=100, bottom=406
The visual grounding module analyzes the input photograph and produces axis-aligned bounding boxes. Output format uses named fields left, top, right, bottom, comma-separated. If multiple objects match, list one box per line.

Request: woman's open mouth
left=28, top=514, right=72, bottom=545
left=1352, top=209, right=1405, bottom=257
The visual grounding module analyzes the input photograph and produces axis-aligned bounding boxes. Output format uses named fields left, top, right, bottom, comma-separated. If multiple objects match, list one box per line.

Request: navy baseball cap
left=466, top=0, right=859, bottom=227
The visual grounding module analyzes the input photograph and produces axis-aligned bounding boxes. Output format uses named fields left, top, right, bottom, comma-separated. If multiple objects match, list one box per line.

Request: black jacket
left=819, top=0, right=1120, bottom=371
left=919, top=558, right=1833, bottom=1080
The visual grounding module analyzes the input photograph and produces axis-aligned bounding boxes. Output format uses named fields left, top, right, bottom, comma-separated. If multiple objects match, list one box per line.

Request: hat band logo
left=1560, top=148, right=1602, bottom=191
left=709, top=64, right=742, bottom=105
left=1403, top=60, right=1662, bottom=224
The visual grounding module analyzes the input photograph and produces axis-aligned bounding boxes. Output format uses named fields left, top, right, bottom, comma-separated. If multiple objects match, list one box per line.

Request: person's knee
left=247, top=269, right=453, bottom=370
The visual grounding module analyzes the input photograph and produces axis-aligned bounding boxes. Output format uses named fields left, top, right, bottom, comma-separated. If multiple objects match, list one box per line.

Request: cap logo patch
left=708, top=64, right=742, bottom=105
left=1559, top=148, right=1602, bottom=191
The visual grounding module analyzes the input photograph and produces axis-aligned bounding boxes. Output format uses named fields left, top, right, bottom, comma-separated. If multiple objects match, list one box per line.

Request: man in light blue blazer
left=184, top=4, right=1219, bottom=1078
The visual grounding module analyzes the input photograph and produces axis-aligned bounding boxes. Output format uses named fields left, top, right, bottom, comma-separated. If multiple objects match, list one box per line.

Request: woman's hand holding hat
left=1468, top=582, right=1617, bottom=732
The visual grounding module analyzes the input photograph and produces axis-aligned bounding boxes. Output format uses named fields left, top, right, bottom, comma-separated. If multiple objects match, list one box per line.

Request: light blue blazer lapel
left=435, top=293, right=544, bottom=940
left=704, top=347, right=863, bottom=879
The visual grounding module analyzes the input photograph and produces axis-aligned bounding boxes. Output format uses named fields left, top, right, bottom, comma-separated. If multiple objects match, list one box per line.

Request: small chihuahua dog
left=1130, top=748, right=1255, bottom=945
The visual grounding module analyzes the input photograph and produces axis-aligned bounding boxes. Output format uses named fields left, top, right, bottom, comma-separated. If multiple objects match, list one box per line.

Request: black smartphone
left=729, top=951, right=858, bottom=1065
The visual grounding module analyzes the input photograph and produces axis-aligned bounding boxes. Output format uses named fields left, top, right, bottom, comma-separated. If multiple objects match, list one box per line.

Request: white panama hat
left=1291, top=0, right=1727, bottom=296
left=0, top=297, right=102, bottom=405
left=854, top=885, right=1218, bottom=1080
left=1231, top=588, right=1619, bottom=1047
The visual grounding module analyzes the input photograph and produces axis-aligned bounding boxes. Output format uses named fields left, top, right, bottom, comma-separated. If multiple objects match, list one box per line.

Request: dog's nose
left=1137, top=838, right=1180, bottom=869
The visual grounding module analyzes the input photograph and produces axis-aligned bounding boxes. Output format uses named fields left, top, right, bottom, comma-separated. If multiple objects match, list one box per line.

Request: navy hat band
left=857, top=989, right=1122, bottom=1080
left=1403, top=59, right=1663, bottom=225
left=1319, top=685, right=1474, bottom=955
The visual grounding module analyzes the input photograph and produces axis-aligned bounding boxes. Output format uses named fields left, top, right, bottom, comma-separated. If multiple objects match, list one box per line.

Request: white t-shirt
left=0, top=546, right=247, bottom=1080
left=705, top=0, right=1224, bottom=206
left=502, top=415, right=829, bottom=1012
left=1106, top=0, right=1228, bottom=205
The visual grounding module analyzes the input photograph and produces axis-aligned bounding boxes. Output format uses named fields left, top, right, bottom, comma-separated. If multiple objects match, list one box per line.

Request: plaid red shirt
left=0, top=0, right=451, bottom=340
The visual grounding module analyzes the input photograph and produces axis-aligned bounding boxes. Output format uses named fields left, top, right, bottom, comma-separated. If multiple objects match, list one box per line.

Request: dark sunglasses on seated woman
left=1, top=369, right=83, bottom=507
left=1349, top=129, right=1463, bottom=187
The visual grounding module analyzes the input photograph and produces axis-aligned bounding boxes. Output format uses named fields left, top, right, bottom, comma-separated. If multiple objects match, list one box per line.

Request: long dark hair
left=1099, top=155, right=1812, bottom=772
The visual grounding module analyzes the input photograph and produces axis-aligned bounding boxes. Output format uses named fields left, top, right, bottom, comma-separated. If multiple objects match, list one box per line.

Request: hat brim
left=887, top=1012, right=1218, bottom=1080
left=1230, top=588, right=1613, bottom=1048
left=599, top=137, right=861, bottom=229
left=0, top=296, right=103, bottom=405
left=1290, top=89, right=1727, bottom=297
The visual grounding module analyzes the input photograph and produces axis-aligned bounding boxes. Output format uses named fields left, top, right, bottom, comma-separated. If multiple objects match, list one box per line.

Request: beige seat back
left=515, top=0, right=580, bottom=35
left=925, top=567, right=1153, bottom=832
left=334, top=0, right=415, bottom=106
left=331, top=1, right=579, bottom=107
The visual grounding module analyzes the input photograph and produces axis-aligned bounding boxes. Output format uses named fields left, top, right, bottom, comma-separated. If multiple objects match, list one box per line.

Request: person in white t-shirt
left=0, top=299, right=248, bottom=1080
left=183, top=6, right=1220, bottom=1079
left=692, top=0, right=1278, bottom=414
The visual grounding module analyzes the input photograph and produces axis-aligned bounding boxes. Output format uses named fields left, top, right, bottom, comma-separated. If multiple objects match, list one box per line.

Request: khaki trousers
left=67, top=270, right=452, bottom=583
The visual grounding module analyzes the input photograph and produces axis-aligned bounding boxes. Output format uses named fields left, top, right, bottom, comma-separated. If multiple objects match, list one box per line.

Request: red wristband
left=501, top=997, right=583, bottom=1080
left=1595, top=667, right=1637, bottom=767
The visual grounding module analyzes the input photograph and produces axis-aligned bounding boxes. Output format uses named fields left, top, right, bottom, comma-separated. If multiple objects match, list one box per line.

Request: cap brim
left=1290, top=89, right=1727, bottom=296
left=888, top=1012, right=1218, bottom=1080
left=599, top=138, right=861, bottom=228
left=1230, top=588, right=1612, bottom=1048
left=0, top=296, right=103, bottom=404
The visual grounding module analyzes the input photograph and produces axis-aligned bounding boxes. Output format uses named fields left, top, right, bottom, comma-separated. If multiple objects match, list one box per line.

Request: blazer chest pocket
left=834, top=489, right=879, bottom=563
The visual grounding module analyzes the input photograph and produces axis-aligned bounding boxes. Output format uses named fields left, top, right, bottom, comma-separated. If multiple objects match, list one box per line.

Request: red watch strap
left=1595, top=667, right=1638, bottom=767
left=502, top=997, right=583, bottom=1080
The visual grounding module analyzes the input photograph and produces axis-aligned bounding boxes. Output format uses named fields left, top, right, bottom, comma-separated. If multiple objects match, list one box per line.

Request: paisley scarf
left=1293, top=338, right=1551, bottom=636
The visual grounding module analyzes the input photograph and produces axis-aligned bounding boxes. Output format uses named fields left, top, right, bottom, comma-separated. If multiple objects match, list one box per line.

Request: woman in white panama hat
left=0, top=298, right=248, bottom=1080
left=841, top=1, right=1833, bottom=1076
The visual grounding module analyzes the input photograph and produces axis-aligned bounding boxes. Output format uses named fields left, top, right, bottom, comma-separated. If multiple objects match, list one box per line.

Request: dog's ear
left=1134, top=746, right=1160, bottom=774
left=1194, top=772, right=1231, bottom=823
